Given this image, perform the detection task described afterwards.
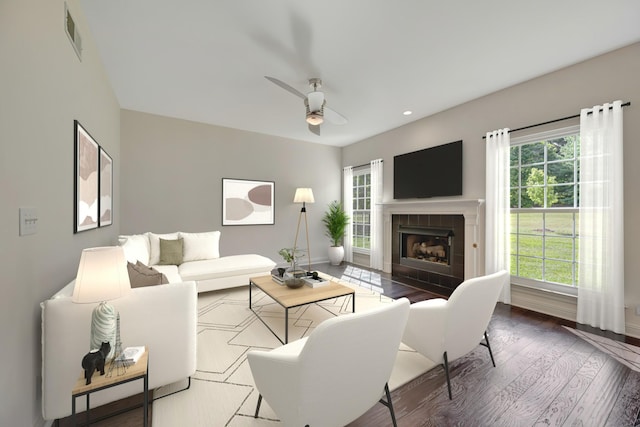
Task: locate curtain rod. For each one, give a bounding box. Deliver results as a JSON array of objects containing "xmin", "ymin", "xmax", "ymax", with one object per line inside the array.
[
  {"xmin": 350, "ymin": 160, "xmax": 383, "ymax": 170},
  {"xmin": 482, "ymin": 101, "xmax": 630, "ymax": 140}
]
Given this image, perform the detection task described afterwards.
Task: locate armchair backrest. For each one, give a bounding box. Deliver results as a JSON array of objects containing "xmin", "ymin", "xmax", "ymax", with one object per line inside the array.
[
  {"xmin": 443, "ymin": 270, "xmax": 508, "ymax": 361},
  {"xmin": 296, "ymin": 297, "xmax": 410, "ymax": 426}
]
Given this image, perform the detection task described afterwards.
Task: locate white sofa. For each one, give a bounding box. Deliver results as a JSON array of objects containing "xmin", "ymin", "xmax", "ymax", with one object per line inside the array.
[
  {"xmin": 118, "ymin": 231, "xmax": 276, "ymax": 292},
  {"xmin": 41, "ymin": 280, "xmax": 197, "ymax": 421}
]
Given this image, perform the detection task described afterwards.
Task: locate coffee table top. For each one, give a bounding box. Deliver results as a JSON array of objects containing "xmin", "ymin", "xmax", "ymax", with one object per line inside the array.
[{"xmin": 250, "ymin": 275, "xmax": 355, "ymax": 309}]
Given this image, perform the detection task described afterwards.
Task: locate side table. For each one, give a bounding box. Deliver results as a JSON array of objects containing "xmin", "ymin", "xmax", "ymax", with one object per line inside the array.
[{"xmin": 71, "ymin": 347, "xmax": 149, "ymax": 426}]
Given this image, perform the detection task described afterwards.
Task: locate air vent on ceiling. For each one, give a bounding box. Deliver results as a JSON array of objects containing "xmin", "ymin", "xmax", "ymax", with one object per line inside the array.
[{"xmin": 64, "ymin": 2, "xmax": 82, "ymax": 61}]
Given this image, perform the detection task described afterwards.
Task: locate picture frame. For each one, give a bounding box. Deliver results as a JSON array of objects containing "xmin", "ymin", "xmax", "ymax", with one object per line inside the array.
[
  {"xmin": 99, "ymin": 147, "xmax": 113, "ymax": 227},
  {"xmin": 222, "ymin": 178, "xmax": 275, "ymax": 225},
  {"xmin": 74, "ymin": 120, "xmax": 99, "ymax": 233}
]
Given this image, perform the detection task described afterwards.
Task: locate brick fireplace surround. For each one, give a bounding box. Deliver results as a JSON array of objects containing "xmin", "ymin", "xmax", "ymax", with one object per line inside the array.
[{"xmin": 382, "ymin": 199, "xmax": 485, "ymax": 295}]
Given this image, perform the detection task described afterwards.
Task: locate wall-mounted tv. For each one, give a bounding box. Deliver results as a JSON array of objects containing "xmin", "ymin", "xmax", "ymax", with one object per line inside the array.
[{"xmin": 393, "ymin": 140, "xmax": 463, "ymax": 199}]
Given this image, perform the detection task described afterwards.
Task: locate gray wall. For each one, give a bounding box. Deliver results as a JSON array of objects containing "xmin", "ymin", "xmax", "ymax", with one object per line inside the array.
[
  {"xmin": 120, "ymin": 110, "xmax": 342, "ymax": 266},
  {"xmin": 0, "ymin": 1, "xmax": 121, "ymax": 426},
  {"xmin": 343, "ymin": 43, "xmax": 640, "ymax": 318}
]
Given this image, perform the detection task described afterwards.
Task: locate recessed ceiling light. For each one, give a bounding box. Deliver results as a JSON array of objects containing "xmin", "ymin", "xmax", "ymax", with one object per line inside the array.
[{"xmin": 403, "ymin": 110, "xmax": 412, "ymax": 116}]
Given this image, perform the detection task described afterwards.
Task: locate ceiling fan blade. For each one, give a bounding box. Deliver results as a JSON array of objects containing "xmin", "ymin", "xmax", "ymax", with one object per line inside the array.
[
  {"xmin": 309, "ymin": 123, "xmax": 320, "ymax": 136},
  {"xmin": 324, "ymin": 106, "xmax": 347, "ymax": 125},
  {"xmin": 264, "ymin": 76, "xmax": 306, "ymax": 100}
]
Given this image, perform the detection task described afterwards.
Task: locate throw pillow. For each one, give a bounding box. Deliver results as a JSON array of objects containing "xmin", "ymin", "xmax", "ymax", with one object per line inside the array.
[
  {"xmin": 127, "ymin": 262, "xmax": 169, "ymax": 287},
  {"xmin": 118, "ymin": 234, "xmax": 150, "ymax": 265},
  {"xmin": 158, "ymin": 238, "xmax": 184, "ymax": 265},
  {"xmin": 180, "ymin": 231, "xmax": 221, "ymax": 262},
  {"xmin": 148, "ymin": 232, "xmax": 179, "ymax": 265}
]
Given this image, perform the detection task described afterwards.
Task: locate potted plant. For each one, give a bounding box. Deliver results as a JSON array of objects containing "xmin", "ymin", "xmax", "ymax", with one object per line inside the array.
[
  {"xmin": 278, "ymin": 248, "xmax": 305, "ymax": 288},
  {"xmin": 322, "ymin": 200, "xmax": 351, "ymax": 265}
]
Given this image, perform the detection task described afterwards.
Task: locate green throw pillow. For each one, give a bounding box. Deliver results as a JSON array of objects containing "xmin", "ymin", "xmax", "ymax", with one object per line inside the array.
[{"xmin": 158, "ymin": 238, "xmax": 184, "ymax": 265}]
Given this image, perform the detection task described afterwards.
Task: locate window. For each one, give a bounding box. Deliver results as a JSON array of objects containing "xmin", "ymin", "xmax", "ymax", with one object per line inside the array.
[
  {"xmin": 352, "ymin": 169, "xmax": 371, "ymax": 251},
  {"xmin": 510, "ymin": 126, "xmax": 580, "ymax": 292}
]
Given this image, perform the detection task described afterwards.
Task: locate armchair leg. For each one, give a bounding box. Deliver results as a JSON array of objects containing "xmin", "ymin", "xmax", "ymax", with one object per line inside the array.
[
  {"xmin": 443, "ymin": 351, "xmax": 452, "ymax": 400},
  {"xmin": 377, "ymin": 383, "xmax": 398, "ymax": 427},
  {"xmin": 254, "ymin": 394, "xmax": 262, "ymax": 418},
  {"xmin": 482, "ymin": 331, "xmax": 496, "ymax": 367}
]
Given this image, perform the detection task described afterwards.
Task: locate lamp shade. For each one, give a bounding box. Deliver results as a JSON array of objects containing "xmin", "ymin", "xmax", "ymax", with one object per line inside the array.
[
  {"xmin": 72, "ymin": 246, "xmax": 131, "ymax": 303},
  {"xmin": 293, "ymin": 188, "xmax": 315, "ymax": 204}
]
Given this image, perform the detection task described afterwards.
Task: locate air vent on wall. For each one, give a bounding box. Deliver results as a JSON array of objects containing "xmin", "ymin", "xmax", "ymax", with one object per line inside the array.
[{"xmin": 64, "ymin": 2, "xmax": 82, "ymax": 60}]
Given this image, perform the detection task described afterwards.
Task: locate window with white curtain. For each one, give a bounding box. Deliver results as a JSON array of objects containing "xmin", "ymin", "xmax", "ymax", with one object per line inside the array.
[
  {"xmin": 510, "ymin": 125, "xmax": 580, "ymax": 293},
  {"xmin": 352, "ymin": 168, "xmax": 371, "ymax": 252}
]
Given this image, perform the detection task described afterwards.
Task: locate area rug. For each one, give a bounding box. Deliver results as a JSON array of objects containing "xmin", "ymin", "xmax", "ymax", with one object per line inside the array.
[{"xmin": 152, "ymin": 276, "xmax": 436, "ymax": 426}]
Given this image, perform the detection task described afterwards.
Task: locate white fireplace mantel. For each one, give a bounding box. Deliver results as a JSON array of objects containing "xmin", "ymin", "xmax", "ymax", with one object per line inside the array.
[{"xmin": 382, "ymin": 199, "xmax": 485, "ymax": 279}]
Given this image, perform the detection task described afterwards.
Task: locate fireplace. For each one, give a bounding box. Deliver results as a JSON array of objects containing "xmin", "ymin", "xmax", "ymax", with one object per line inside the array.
[
  {"xmin": 383, "ymin": 199, "xmax": 484, "ymax": 296},
  {"xmin": 399, "ymin": 226, "xmax": 454, "ymax": 275}
]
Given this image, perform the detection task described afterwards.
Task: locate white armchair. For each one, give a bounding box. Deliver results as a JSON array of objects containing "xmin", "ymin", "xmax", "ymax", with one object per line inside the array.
[
  {"xmin": 402, "ymin": 270, "xmax": 508, "ymax": 399},
  {"xmin": 247, "ymin": 297, "xmax": 410, "ymax": 427}
]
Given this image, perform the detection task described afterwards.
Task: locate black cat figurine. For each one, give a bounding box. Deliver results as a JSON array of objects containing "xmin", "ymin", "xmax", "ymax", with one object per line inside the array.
[{"xmin": 81, "ymin": 341, "xmax": 111, "ymax": 385}]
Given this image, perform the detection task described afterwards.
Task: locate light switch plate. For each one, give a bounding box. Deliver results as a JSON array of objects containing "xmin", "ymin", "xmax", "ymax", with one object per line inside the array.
[{"xmin": 19, "ymin": 207, "xmax": 38, "ymax": 236}]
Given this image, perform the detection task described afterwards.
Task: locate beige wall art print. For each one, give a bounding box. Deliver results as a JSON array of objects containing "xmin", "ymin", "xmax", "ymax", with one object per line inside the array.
[
  {"xmin": 74, "ymin": 120, "xmax": 99, "ymax": 233},
  {"xmin": 222, "ymin": 178, "xmax": 275, "ymax": 225}
]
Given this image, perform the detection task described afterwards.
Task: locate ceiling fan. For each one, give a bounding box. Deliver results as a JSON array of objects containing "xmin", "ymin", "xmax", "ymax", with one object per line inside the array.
[{"xmin": 265, "ymin": 76, "xmax": 348, "ymax": 135}]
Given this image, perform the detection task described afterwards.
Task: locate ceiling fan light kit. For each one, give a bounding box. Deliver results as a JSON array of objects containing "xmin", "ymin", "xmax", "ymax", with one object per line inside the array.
[{"xmin": 265, "ymin": 76, "xmax": 347, "ymax": 134}]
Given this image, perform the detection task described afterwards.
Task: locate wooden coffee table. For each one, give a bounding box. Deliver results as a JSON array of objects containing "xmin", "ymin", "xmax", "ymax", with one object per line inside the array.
[{"xmin": 249, "ymin": 275, "xmax": 355, "ymax": 344}]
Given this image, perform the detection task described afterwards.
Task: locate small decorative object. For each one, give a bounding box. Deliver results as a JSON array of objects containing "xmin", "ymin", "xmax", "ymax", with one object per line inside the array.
[
  {"xmin": 277, "ymin": 267, "xmax": 286, "ymax": 277},
  {"xmin": 322, "ymin": 201, "xmax": 351, "ymax": 266},
  {"xmin": 81, "ymin": 341, "xmax": 111, "ymax": 385},
  {"xmin": 279, "ymin": 248, "xmax": 305, "ymax": 288}
]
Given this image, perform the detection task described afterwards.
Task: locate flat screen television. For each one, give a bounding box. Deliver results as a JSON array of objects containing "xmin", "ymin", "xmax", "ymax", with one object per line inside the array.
[{"xmin": 393, "ymin": 140, "xmax": 463, "ymax": 199}]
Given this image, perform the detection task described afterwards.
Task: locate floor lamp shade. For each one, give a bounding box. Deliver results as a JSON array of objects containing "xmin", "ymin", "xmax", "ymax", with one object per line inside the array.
[
  {"xmin": 72, "ymin": 247, "xmax": 131, "ymax": 357},
  {"xmin": 293, "ymin": 188, "xmax": 315, "ymax": 205}
]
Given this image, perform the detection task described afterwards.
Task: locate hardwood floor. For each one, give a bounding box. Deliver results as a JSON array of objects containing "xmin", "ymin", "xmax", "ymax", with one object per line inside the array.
[{"xmin": 56, "ymin": 263, "xmax": 640, "ymax": 426}]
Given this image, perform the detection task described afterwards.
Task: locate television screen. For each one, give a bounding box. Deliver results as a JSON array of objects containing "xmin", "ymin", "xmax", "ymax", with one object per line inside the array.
[{"xmin": 393, "ymin": 140, "xmax": 463, "ymax": 199}]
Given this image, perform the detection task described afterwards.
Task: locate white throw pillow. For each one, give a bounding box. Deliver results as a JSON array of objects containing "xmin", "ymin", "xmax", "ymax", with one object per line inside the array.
[
  {"xmin": 148, "ymin": 232, "xmax": 180, "ymax": 265},
  {"xmin": 180, "ymin": 231, "xmax": 221, "ymax": 262},
  {"xmin": 119, "ymin": 234, "xmax": 150, "ymax": 265}
]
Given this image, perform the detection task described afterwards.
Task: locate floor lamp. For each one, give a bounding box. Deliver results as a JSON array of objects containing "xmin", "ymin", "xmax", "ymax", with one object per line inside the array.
[{"xmin": 293, "ymin": 187, "xmax": 314, "ymax": 272}]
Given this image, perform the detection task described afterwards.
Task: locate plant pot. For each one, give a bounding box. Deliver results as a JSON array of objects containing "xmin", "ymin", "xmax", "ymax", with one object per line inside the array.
[
  {"xmin": 328, "ymin": 246, "xmax": 345, "ymax": 266},
  {"xmin": 284, "ymin": 263, "xmax": 305, "ymax": 288}
]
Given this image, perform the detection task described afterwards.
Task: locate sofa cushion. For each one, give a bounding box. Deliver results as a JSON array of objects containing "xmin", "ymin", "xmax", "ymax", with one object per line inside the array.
[
  {"xmin": 178, "ymin": 254, "xmax": 276, "ymax": 282},
  {"xmin": 180, "ymin": 231, "xmax": 220, "ymax": 262},
  {"xmin": 119, "ymin": 234, "xmax": 150, "ymax": 265},
  {"xmin": 150, "ymin": 264, "xmax": 182, "ymax": 284},
  {"xmin": 158, "ymin": 238, "xmax": 184, "ymax": 265},
  {"xmin": 148, "ymin": 232, "xmax": 179, "ymax": 265},
  {"xmin": 127, "ymin": 261, "xmax": 169, "ymax": 287}
]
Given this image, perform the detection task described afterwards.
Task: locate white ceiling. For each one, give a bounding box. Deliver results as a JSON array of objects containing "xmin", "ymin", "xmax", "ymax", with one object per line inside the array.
[{"xmin": 80, "ymin": 1, "xmax": 640, "ymax": 147}]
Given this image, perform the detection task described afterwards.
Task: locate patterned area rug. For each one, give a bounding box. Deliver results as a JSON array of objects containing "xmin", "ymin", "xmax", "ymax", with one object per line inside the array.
[{"xmin": 152, "ymin": 276, "xmax": 435, "ymax": 426}]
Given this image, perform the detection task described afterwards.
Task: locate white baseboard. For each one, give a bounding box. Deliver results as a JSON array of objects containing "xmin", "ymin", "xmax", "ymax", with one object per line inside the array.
[{"xmin": 511, "ymin": 284, "xmax": 640, "ymax": 339}]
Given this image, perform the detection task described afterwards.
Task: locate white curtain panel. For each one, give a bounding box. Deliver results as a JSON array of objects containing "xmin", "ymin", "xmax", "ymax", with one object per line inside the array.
[
  {"xmin": 343, "ymin": 166, "xmax": 354, "ymax": 263},
  {"xmin": 577, "ymin": 100, "xmax": 625, "ymax": 334},
  {"xmin": 485, "ymin": 129, "xmax": 511, "ymax": 304},
  {"xmin": 370, "ymin": 159, "xmax": 384, "ymax": 270}
]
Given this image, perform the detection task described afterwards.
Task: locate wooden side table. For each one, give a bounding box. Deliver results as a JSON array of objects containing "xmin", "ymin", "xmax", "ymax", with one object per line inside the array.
[{"xmin": 71, "ymin": 347, "xmax": 149, "ymax": 426}]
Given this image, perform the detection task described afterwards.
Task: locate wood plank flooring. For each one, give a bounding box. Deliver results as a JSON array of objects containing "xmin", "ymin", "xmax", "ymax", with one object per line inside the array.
[{"xmin": 55, "ymin": 263, "xmax": 640, "ymax": 426}]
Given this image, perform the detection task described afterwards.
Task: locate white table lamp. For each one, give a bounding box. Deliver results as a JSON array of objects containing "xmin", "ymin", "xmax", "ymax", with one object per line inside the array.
[{"xmin": 72, "ymin": 246, "xmax": 131, "ymax": 359}]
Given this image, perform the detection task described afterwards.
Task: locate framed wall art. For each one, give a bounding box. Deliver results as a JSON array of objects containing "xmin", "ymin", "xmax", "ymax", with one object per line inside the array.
[
  {"xmin": 74, "ymin": 120, "xmax": 99, "ymax": 233},
  {"xmin": 222, "ymin": 178, "xmax": 275, "ymax": 225},
  {"xmin": 99, "ymin": 147, "xmax": 113, "ymax": 227}
]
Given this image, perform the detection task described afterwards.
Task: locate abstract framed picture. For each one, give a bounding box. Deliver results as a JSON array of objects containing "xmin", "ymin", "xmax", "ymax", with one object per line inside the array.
[
  {"xmin": 74, "ymin": 120, "xmax": 99, "ymax": 233},
  {"xmin": 222, "ymin": 178, "xmax": 275, "ymax": 225},
  {"xmin": 99, "ymin": 147, "xmax": 113, "ymax": 227}
]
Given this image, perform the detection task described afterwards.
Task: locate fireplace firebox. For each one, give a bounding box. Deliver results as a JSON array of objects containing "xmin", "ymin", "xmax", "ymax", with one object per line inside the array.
[{"xmin": 399, "ymin": 226, "xmax": 453, "ymax": 275}]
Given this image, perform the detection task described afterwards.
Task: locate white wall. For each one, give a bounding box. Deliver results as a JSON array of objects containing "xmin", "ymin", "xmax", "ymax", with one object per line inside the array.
[
  {"xmin": 343, "ymin": 43, "xmax": 640, "ymax": 335},
  {"xmin": 120, "ymin": 110, "xmax": 343, "ymax": 266},
  {"xmin": 0, "ymin": 1, "xmax": 120, "ymax": 425}
]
